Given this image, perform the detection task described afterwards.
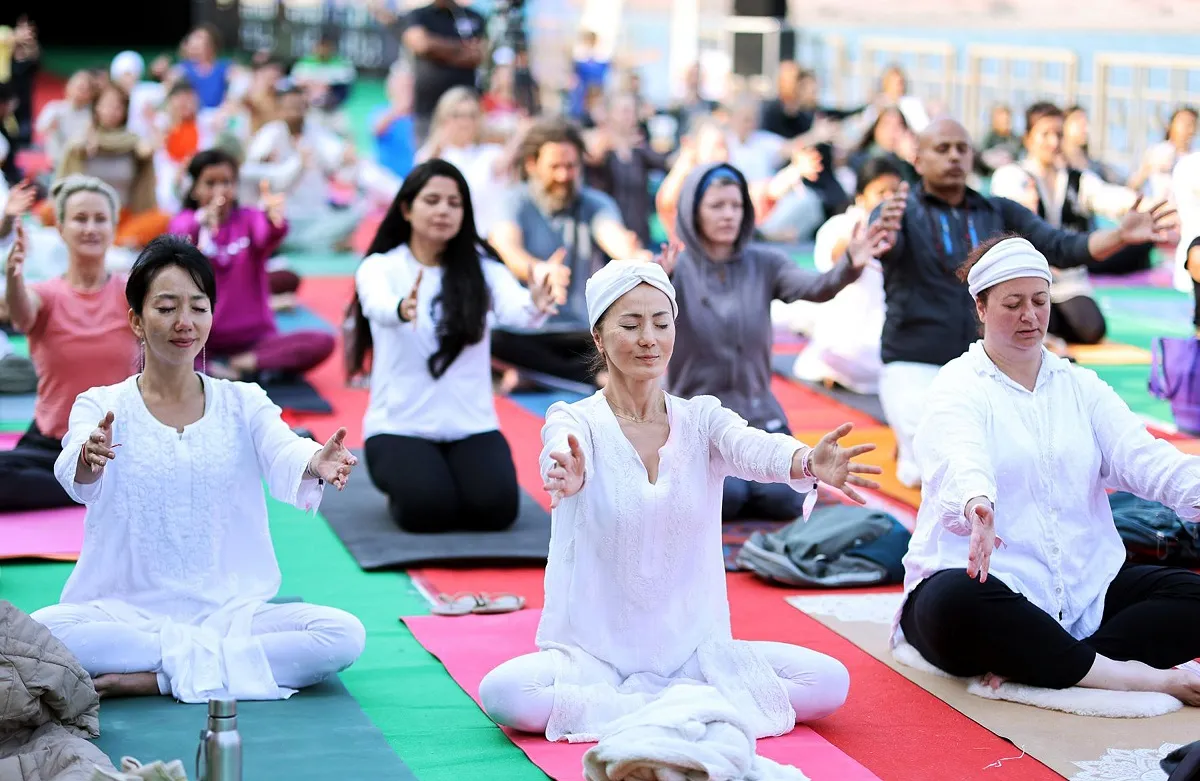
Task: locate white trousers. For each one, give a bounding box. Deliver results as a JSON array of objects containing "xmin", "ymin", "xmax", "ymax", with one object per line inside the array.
[
  {"xmin": 478, "ymin": 642, "xmax": 850, "ymax": 734},
  {"xmin": 33, "ymin": 601, "xmax": 366, "ymax": 696},
  {"xmin": 877, "ymin": 361, "xmax": 942, "ymax": 488}
]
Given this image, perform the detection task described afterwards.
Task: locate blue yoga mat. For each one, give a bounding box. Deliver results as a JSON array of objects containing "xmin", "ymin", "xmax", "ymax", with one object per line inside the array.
[
  {"xmin": 275, "ymin": 305, "xmax": 335, "ymax": 335},
  {"xmin": 510, "ymin": 389, "xmax": 586, "ymax": 418}
]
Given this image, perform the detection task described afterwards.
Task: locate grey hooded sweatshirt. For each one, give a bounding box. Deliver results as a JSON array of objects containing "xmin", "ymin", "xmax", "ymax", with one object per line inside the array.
[{"xmin": 666, "ymin": 162, "xmax": 861, "ymax": 431}]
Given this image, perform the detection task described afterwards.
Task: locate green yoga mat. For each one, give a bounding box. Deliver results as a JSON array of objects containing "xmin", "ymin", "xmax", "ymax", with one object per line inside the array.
[
  {"xmin": 93, "ymin": 677, "xmax": 415, "ymax": 780},
  {"xmin": 0, "ymin": 498, "xmax": 547, "ymax": 781},
  {"xmin": 1086, "ymin": 363, "xmax": 1174, "ymax": 423}
]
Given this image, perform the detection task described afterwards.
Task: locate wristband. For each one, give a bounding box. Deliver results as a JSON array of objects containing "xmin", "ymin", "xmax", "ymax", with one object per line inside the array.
[{"xmin": 801, "ymin": 447, "xmax": 816, "ymax": 480}]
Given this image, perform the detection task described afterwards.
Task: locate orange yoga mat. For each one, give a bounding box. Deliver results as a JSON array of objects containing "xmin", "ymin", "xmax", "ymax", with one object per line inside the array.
[{"xmin": 793, "ymin": 425, "xmax": 921, "ymax": 509}]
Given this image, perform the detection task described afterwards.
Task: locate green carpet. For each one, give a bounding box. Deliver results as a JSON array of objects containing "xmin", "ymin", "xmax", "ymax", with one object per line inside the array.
[
  {"xmin": 0, "ymin": 499, "xmax": 547, "ymax": 781},
  {"xmin": 1086, "ymin": 363, "xmax": 1173, "ymax": 422}
]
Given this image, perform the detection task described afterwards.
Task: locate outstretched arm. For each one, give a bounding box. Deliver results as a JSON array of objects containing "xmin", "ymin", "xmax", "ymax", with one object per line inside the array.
[
  {"xmin": 913, "ymin": 374, "xmax": 997, "ymax": 535},
  {"xmin": 1084, "ymin": 369, "xmax": 1200, "ymax": 517},
  {"xmin": 242, "ymin": 384, "xmax": 325, "ymax": 510}
]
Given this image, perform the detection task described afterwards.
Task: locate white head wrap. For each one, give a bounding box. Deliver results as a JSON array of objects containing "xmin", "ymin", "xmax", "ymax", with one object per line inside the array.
[
  {"xmin": 585, "ymin": 260, "xmax": 678, "ymax": 329},
  {"xmin": 967, "ymin": 237, "xmax": 1053, "ymax": 298},
  {"xmin": 111, "ymin": 51, "xmax": 145, "ymax": 82}
]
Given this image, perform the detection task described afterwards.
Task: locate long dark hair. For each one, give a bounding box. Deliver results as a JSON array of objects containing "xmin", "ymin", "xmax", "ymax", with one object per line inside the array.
[{"xmin": 350, "ymin": 159, "xmax": 494, "ymax": 379}]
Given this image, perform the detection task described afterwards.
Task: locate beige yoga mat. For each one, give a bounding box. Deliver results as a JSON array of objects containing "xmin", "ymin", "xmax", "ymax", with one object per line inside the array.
[
  {"xmin": 1069, "ymin": 341, "xmax": 1153, "ymax": 366},
  {"xmin": 786, "ymin": 592, "xmax": 1196, "ymax": 780}
]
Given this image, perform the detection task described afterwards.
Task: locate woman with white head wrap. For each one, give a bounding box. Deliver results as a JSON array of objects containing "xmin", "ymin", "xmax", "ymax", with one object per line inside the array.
[
  {"xmin": 898, "ymin": 233, "xmax": 1200, "ymax": 703},
  {"xmin": 478, "ymin": 259, "xmax": 881, "ymax": 742}
]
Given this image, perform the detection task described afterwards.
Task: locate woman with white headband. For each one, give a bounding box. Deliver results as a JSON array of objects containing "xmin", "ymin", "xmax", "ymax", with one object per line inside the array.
[
  {"xmin": 478, "ymin": 259, "xmax": 882, "ymax": 740},
  {"xmin": 897, "ymin": 233, "xmax": 1200, "ymax": 702}
]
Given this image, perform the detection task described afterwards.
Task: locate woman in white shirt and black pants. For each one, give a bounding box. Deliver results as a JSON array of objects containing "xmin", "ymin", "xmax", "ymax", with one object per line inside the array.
[
  {"xmin": 899, "ymin": 233, "xmax": 1200, "ymax": 704},
  {"xmin": 352, "ymin": 159, "xmax": 561, "ymax": 533}
]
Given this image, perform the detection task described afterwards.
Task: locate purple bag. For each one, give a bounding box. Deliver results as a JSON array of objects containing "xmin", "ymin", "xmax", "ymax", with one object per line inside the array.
[{"xmin": 1149, "ymin": 336, "xmax": 1200, "ymax": 434}]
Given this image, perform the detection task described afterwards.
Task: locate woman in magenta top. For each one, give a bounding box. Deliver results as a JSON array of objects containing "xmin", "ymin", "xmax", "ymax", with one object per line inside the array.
[
  {"xmin": 1, "ymin": 176, "xmax": 138, "ymax": 511},
  {"xmin": 168, "ymin": 149, "xmax": 335, "ymax": 381}
]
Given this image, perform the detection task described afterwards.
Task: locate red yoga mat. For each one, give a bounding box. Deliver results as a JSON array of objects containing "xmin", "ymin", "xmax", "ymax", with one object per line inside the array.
[
  {"xmin": 403, "ymin": 608, "xmax": 881, "ymax": 781},
  {"xmin": 410, "ymin": 569, "xmax": 1062, "ymax": 781}
]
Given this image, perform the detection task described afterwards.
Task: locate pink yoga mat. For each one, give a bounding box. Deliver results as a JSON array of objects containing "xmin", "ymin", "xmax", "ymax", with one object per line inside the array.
[
  {"xmin": 0, "ymin": 506, "xmax": 84, "ymax": 560},
  {"xmin": 404, "ymin": 609, "xmax": 880, "ymax": 781},
  {"xmin": 0, "ymin": 431, "xmax": 85, "ymax": 561}
]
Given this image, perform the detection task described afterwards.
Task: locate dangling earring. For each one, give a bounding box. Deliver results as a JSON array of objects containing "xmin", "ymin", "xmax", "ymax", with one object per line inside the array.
[
  {"xmin": 201, "ymin": 346, "xmax": 207, "ymax": 376},
  {"xmin": 140, "ymin": 340, "xmax": 146, "ymax": 373}
]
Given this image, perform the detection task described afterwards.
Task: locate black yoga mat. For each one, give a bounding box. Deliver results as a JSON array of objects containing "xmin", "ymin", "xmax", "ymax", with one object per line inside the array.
[
  {"xmin": 92, "ymin": 675, "xmax": 415, "ymax": 780},
  {"xmin": 260, "ymin": 376, "xmax": 334, "ymax": 415},
  {"xmin": 321, "ymin": 454, "xmax": 552, "ymax": 570},
  {"xmin": 770, "ymin": 351, "xmax": 887, "ymax": 424}
]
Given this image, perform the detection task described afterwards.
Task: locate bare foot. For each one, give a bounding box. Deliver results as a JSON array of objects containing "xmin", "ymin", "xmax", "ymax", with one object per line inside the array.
[
  {"xmin": 595, "ymin": 371, "xmax": 609, "ymax": 389},
  {"xmin": 205, "ymin": 362, "xmax": 240, "ymax": 381},
  {"xmin": 980, "ymin": 672, "xmax": 1007, "ymax": 691},
  {"xmin": 1164, "ymin": 668, "xmax": 1200, "ymax": 705},
  {"xmin": 94, "ymin": 672, "xmax": 161, "ymax": 699}
]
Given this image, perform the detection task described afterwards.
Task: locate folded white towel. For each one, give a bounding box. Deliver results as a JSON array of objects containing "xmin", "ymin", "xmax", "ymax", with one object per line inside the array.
[{"xmin": 581, "ymin": 684, "xmax": 809, "ymax": 781}]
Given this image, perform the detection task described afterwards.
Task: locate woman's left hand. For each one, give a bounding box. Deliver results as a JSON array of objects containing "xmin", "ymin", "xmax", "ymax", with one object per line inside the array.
[
  {"xmin": 307, "ymin": 427, "xmax": 358, "ymax": 490},
  {"xmin": 805, "ymin": 422, "xmax": 883, "ymax": 504},
  {"xmin": 1119, "ymin": 196, "xmax": 1179, "ymax": 245},
  {"xmin": 260, "ymin": 180, "xmax": 287, "ymax": 228}
]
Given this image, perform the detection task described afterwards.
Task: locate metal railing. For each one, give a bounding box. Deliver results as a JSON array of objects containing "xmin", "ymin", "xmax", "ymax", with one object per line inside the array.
[{"xmin": 803, "ymin": 34, "xmax": 1198, "ymax": 176}]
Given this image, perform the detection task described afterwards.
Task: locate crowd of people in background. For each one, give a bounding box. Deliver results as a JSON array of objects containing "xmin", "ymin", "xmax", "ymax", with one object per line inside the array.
[{"xmin": 2, "ymin": 6, "xmax": 1200, "ymax": 736}]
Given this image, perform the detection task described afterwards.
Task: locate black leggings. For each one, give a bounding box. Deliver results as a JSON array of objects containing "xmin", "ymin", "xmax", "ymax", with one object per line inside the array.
[
  {"xmin": 0, "ymin": 421, "xmax": 71, "ymax": 511},
  {"xmin": 900, "ymin": 563, "xmax": 1200, "ymax": 689},
  {"xmin": 364, "ymin": 430, "xmax": 520, "ymax": 534},
  {"xmin": 1048, "ymin": 295, "xmax": 1107, "ymax": 345},
  {"xmin": 491, "ymin": 329, "xmax": 597, "ymax": 386},
  {"xmin": 723, "ymin": 477, "xmax": 806, "ymax": 521}
]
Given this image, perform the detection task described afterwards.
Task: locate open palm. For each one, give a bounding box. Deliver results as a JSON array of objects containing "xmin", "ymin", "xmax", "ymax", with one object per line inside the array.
[
  {"xmin": 309, "ymin": 428, "xmax": 358, "ymax": 490},
  {"xmin": 808, "ymin": 423, "xmax": 883, "ymax": 504}
]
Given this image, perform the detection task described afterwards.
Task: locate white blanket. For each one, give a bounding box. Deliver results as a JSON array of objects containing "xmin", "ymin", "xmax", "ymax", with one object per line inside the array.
[
  {"xmin": 581, "ymin": 684, "xmax": 809, "ymax": 781},
  {"xmin": 892, "ymin": 641, "xmax": 1182, "ymax": 719}
]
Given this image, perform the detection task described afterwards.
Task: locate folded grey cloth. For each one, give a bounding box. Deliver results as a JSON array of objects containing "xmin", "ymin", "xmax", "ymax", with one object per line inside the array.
[{"xmin": 0, "ymin": 354, "xmax": 36, "ymax": 395}]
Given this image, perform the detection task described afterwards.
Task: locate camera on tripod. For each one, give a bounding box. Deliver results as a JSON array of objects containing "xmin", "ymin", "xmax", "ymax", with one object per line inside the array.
[{"xmin": 492, "ymin": 0, "xmax": 527, "ymax": 54}]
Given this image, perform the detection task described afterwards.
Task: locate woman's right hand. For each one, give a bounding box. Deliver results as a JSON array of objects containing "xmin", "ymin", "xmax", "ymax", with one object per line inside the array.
[
  {"xmin": 965, "ymin": 498, "xmax": 1003, "ymax": 583},
  {"xmin": 80, "ymin": 411, "xmax": 118, "ymax": 475},
  {"xmin": 544, "ymin": 434, "xmax": 586, "ymax": 509},
  {"xmin": 398, "ymin": 269, "xmax": 423, "ymax": 323}
]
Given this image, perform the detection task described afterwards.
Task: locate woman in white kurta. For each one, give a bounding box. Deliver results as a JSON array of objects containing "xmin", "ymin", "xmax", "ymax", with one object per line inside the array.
[
  {"xmin": 32, "ymin": 236, "xmax": 366, "ymax": 703},
  {"xmin": 897, "ymin": 235, "xmax": 1200, "ymax": 703},
  {"xmin": 478, "ymin": 260, "xmax": 883, "ymax": 741}
]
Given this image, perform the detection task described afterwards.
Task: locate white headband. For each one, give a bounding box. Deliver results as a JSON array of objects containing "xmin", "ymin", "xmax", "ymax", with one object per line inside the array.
[
  {"xmin": 585, "ymin": 260, "xmax": 678, "ymax": 329},
  {"xmin": 967, "ymin": 237, "xmax": 1053, "ymax": 298}
]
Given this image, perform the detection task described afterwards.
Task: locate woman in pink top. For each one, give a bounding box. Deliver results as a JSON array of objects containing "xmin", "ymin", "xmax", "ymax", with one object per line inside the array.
[
  {"xmin": 1, "ymin": 176, "xmax": 138, "ymax": 511},
  {"xmin": 168, "ymin": 149, "xmax": 335, "ymax": 381}
]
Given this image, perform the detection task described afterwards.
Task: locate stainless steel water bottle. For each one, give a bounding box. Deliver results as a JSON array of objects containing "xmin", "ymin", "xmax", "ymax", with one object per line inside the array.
[{"xmin": 196, "ymin": 698, "xmax": 242, "ymax": 781}]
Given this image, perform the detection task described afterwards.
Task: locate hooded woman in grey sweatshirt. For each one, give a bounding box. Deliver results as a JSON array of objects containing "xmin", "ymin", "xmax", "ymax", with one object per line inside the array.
[{"xmin": 665, "ymin": 161, "xmax": 863, "ymax": 521}]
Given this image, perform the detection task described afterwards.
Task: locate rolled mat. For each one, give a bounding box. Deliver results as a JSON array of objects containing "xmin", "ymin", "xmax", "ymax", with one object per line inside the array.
[
  {"xmin": 402, "ymin": 608, "xmax": 881, "ymax": 781},
  {"xmin": 410, "ymin": 568, "xmax": 1058, "ymax": 780},
  {"xmin": 786, "ymin": 590, "xmax": 1197, "ymax": 778},
  {"xmin": 321, "ymin": 452, "xmax": 551, "ymax": 570},
  {"xmin": 93, "ymin": 676, "xmax": 417, "ymax": 780}
]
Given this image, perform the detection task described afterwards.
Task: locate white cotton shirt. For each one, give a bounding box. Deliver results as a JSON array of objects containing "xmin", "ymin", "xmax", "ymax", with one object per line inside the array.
[
  {"xmin": 535, "ymin": 392, "xmax": 816, "ymax": 743},
  {"xmin": 899, "ymin": 342, "xmax": 1200, "ymax": 645},
  {"xmin": 356, "ymin": 245, "xmax": 547, "ymax": 442},
  {"xmin": 52, "ymin": 374, "xmax": 324, "ymax": 702}
]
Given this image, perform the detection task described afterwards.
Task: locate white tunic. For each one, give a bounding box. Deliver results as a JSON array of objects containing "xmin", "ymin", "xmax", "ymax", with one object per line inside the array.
[
  {"xmin": 900, "ymin": 342, "xmax": 1200, "ymax": 644},
  {"xmin": 356, "ymin": 246, "xmax": 548, "ymax": 442},
  {"xmin": 52, "ymin": 375, "xmax": 324, "ymax": 702},
  {"xmin": 536, "ymin": 392, "xmax": 816, "ymax": 742}
]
